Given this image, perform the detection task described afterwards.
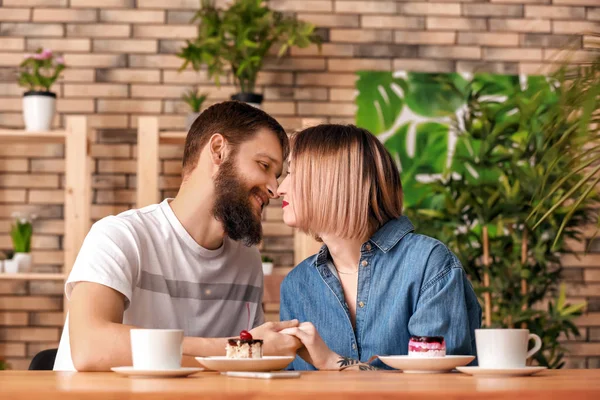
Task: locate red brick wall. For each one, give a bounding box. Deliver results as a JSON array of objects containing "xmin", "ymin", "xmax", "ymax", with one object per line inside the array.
[{"xmin": 0, "ymin": 0, "xmax": 599, "ymax": 369}]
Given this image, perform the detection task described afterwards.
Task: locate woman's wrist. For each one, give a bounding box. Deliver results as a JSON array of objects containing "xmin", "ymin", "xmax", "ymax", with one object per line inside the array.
[{"xmin": 320, "ymin": 351, "xmax": 342, "ymax": 370}]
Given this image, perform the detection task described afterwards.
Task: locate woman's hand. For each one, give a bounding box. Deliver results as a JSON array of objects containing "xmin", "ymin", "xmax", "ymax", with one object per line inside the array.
[{"xmin": 280, "ymin": 322, "xmax": 340, "ymax": 370}]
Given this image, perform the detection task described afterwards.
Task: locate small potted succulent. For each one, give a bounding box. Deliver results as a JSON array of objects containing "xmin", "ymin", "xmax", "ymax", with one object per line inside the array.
[
  {"xmin": 178, "ymin": 0, "xmax": 320, "ymax": 108},
  {"xmin": 182, "ymin": 87, "xmax": 207, "ymax": 130},
  {"xmin": 10, "ymin": 212, "xmax": 37, "ymax": 273},
  {"xmin": 18, "ymin": 48, "xmax": 65, "ymax": 131},
  {"xmin": 261, "ymin": 255, "xmax": 274, "ymax": 276}
]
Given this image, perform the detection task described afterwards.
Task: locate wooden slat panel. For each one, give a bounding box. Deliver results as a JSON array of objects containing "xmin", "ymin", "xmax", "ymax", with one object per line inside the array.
[{"xmin": 136, "ymin": 117, "xmax": 160, "ymax": 207}]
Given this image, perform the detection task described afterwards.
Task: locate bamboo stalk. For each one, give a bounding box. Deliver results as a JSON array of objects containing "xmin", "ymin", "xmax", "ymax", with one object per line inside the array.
[
  {"xmin": 521, "ymin": 229, "xmax": 528, "ymax": 329},
  {"xmin": 483, "ymin": 225, "xmax": 492, "ymax": 327}
]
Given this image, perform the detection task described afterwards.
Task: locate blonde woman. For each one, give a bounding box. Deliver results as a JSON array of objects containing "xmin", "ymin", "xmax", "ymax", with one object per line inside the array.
[{"xmin": 277, "ymin": 124, "xmax": 481, "ymax": 371}]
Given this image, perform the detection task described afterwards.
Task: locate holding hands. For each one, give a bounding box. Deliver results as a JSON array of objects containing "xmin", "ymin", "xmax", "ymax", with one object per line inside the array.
[{"xmin": 250, "ymin": 320, "xmax": 303, "ymax": 356}]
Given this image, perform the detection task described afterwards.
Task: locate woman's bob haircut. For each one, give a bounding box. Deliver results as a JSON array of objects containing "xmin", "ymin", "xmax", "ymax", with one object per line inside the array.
[{"xmin": 290, "ymin": 124, "xmax": 403, "ymax": 241}]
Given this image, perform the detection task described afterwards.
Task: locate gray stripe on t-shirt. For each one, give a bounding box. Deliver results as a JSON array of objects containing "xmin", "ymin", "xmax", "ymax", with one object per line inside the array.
[{"xmin": 138, "ymin": 270, "xmax": 262, "ymax": 303}]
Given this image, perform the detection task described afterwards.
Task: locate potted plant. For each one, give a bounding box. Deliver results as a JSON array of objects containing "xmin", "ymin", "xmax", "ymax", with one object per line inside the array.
[
  {"xmin": 529, "ymin": 36, "xmax": 600, "ymax": 242},
  {"xmin": 182, "ymin": 87, "xmax": 207, "ymax": 130},
  {"xmin": 0, "ymin": 358, "xmax": 9, "ymax": 371},
  {"xmin": 261, "ymin": 255, "xmax": 274, "ymax": 276},
  {"xmin": 410, "ymin": 74, "xmax": 595, "ymax": 368},
  {"xmin": 10, "ymin": 212, "xmax": 36, "ymax": 273},
  {"xmin": 177, "ymin": 0, "xmax": 320, "ymax": 107},
  {"xmin": 18, "ymin": 48, "xmax": 65, "ymax": 131}
]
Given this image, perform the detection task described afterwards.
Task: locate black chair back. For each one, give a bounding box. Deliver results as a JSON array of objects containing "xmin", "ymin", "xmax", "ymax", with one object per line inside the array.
[{"xmin": 28, "ymin": 348, "xmax": 58, "ymax": 371}]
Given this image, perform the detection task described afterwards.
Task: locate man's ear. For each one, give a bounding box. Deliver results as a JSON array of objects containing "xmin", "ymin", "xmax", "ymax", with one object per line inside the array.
[{"xmin": 208, "ymin": 133, "xmax": 227, "ymax": 166}]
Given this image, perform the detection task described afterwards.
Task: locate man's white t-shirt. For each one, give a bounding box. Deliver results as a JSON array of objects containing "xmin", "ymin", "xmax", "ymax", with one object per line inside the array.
[{"xmin": 53, "ymin": 199, "xmax": 264, "ymax": 371}]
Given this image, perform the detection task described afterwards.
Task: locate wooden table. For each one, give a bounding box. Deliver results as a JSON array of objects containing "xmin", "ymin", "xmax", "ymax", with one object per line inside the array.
[{"xmin": 1, "ymin": 369, "xmax": 599, "ymax": 399}]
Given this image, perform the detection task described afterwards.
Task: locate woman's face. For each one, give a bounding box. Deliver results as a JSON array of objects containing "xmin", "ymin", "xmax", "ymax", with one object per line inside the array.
[{"xmin": 277, "ymin": 162, "xmax": 298, "ymax": 227}]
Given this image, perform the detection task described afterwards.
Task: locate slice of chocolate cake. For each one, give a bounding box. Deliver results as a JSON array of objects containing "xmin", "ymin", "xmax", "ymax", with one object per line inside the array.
[{"xmin": 226, "ymin": 330, "xmax": 263, "ymax": 359}]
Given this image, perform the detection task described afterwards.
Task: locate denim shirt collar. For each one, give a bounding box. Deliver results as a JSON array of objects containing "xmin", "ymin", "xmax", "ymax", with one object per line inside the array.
[{"xmin": 313, "ymin": 216, "xmax": 415, "ymax": 267}]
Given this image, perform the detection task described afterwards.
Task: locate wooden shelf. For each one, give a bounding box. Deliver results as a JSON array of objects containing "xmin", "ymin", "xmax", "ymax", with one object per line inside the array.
[
  {"xmin": 0, "ymin": 129, "xmax": 67, "ymax": 144},
  {"xmin": 0, "ymin": 273, "xmax": 65, "ymax": 281},
  {"xmin": 0, "ymin": 118, "xmax": 92, "ymax": 318},
  {"xmin": 160, "ymin": 131, "xmax": 186, "ymax": 144}
]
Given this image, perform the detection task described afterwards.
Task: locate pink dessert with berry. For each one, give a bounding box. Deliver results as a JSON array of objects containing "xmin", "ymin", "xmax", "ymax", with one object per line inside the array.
[
  {"xmin": 408, "ymin": 336, "xmax": 446, "ymax": 357},
  {"xmin": 226, "ymin": 330, "xmax": 263, "ymax": 359}
]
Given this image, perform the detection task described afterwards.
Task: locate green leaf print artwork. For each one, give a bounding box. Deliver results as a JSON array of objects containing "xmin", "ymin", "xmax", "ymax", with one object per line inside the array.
[
  {"xmin": 403, "ymin": 72, "xmax": 468, "ymax": 118},
  {"xmin": 355, "ymin": 70, "xmax": 554, "ymax": 210},
  {"xmin": 384, "ymin": 122, "xmax": 450, "ymax": 207},
  {"xmin": 355, "ymin": 71, "xmax": 408, "ymax": 134}
]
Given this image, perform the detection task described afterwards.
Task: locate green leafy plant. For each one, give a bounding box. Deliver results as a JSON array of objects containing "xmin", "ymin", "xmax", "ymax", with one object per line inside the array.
[
  {"xmin": 178, "ymin": 0, "xmax": 321, "ymax": 94},
  {"xmin": 18, "ymin": 48, "xmax": 65, "ymax": 92},
  {"xmin": 261, "ymin": 255, "xmax": 274, "ymax": 263},
  {"xmin": 10, "ymin": 212, "xmax": 36, "ymax": 253},
  {"xmin": 409, "ymin": 77, "xmax": 595, "ymax": 368},
  {"xmin": 528, "ymin": 284, "xmax": 585, "ymax": 368},
  {"xmin": 182, "ymin": 88, "xmax": 208, "ymax": 113},
  {"xmin": 0, "ymin": 359, "xmax": 9, "ymax": 370},
  {"xmin": 528, "ymin": 36, "xmax": 600, "ymax": 245}
]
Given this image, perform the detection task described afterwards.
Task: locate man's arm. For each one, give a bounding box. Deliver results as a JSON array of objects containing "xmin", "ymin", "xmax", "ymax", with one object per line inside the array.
[
  {"xmin": 69, "ymin": 282, "xmax": 299, "ymax": 371},
  {"xmin": 69, "ymin": 282, "xmax": 226, "ymax": 371}
]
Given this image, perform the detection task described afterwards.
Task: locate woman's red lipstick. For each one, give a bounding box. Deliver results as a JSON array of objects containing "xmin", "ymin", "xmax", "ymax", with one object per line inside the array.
[{"xmin": 282, "ymin": 201, "xmax": 289, "ymax": 208}]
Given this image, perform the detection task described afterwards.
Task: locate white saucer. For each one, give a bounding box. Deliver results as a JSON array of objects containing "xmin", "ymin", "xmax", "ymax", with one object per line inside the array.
[
  {"xmin": 456, "ymin": 366, "xmax": 547, "ymax": 377},
  {"xmin": 195, "ymin": 356, "xmax": 295, "ymax": 372},
  {"xmin": 111, "ymin": 366, "xmax": 203, "ymax": 378},
  {"xmin": 378, "ymin": 355, "xmax": 475, "ymax": 373}
]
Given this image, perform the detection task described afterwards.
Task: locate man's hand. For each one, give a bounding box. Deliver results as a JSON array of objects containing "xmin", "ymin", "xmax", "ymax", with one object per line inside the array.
[{"xmin": 250, "ymin": 320, "xmax": 302, "ymax": 356}]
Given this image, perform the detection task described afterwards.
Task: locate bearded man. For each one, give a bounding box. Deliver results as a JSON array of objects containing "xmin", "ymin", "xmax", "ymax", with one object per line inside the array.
[{"xmin": 54, "ymin": 101, "xmax": 300, "ymax": 371}]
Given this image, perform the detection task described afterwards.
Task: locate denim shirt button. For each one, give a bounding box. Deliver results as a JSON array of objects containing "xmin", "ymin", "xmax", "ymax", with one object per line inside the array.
[
  {"xmin": 359, "ymin": 301, "xmax": 365, "ymax": 308},
  {"xmin": 361, "ymin": 260, "xmax": 368, "ymax": 267},
  {"xmin": 365, "ymin": 244, "xmax": 372, "ymax": 251},
  {"xmin": 352, "ymin": 344, "xmax": 356, "ymax": 350}
]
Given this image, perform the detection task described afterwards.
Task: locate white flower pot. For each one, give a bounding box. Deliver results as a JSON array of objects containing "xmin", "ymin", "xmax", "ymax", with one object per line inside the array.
[
  {"xmin": 23, "ymin": 91, "xmax": 56, "ymax": 132},
  {"xmin": 3, "ymin": 259, "xmax": 19, "ymax": 274},
  {"xmin": 186, "ymin": 112, "xmax": 201, "ymax": 131},
  {"xmin": 262, "ymin": 262, "xmax": 274, "ymax": 276},
  {"xmin": 13, "ymin": 252, "xmax": 32, "ymax": 273}
]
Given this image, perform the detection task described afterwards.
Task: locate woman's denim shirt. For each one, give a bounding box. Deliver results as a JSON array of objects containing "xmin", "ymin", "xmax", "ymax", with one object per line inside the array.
[{"xmin": 280, "ymin": 216, "xmax": 481, "ymax": 370}]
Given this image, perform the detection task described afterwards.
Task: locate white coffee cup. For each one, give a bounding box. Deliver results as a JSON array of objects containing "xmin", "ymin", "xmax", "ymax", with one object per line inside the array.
[
  {"xmin": 130, "ymin": 329, "xmax": 184, "ymax": 370},
  {"xmin": 475, "ymin": 329, "xmax": 542, "ymax": 369}
]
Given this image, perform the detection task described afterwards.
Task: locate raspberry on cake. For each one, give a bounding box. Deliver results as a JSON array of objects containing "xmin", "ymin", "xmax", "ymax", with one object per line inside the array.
[
  {"xmin": 226, "ymin": 330, "xmax": 264, "ymax": 359},
  {"xmin": 408, "ymin": 336, "xmax": 446, "ymax": 357}
]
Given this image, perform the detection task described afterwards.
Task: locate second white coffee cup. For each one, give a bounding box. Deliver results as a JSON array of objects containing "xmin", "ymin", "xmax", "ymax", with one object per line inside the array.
[
  {"xmin": 475, "ymin": 329, "xmax": 542, "ymax": 369},
  {"xmin": 130, "ymin": 329, "xmax": 184, "ymax": 370}
]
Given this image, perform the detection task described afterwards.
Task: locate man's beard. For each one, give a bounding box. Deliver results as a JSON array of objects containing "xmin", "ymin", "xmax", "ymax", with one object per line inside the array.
[{"xmin": 212, "ymin": 157, "xmax": 264, "ymax": 247}]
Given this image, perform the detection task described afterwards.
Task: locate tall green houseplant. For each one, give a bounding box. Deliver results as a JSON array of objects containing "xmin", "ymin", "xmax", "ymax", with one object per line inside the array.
[
  {"xmin": 529, "ymin": 36, "xmax": 600, "ymax": 242},
  {"xmin": 178, "ymin": 0, "xmax": 320, "ymax": 106},
  {"xmin": 413, "ymin": 76, "xmax": 596, "ymax": 368}
]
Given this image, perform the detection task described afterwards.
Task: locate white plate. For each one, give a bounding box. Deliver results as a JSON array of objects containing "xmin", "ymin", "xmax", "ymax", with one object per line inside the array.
[
  {"xmin": 456, "ymin": 366, "xmax": 547, "ymax": 377},
  {"xmin": 195, "ymin": 356, "xmax": 295, "ymax": 372},
  {"xmin": 111, "ymin": 366, "xmax": 203, "ymax": 378},
  {"xmin": 378, "ymin": 355, "xmax": 475, "ymax": 373}
]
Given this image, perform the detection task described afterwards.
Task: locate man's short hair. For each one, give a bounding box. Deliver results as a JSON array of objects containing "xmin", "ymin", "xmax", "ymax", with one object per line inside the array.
[{"xmin": 182, "ymin": 101, "xmax": 289, "ymax": 176}]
